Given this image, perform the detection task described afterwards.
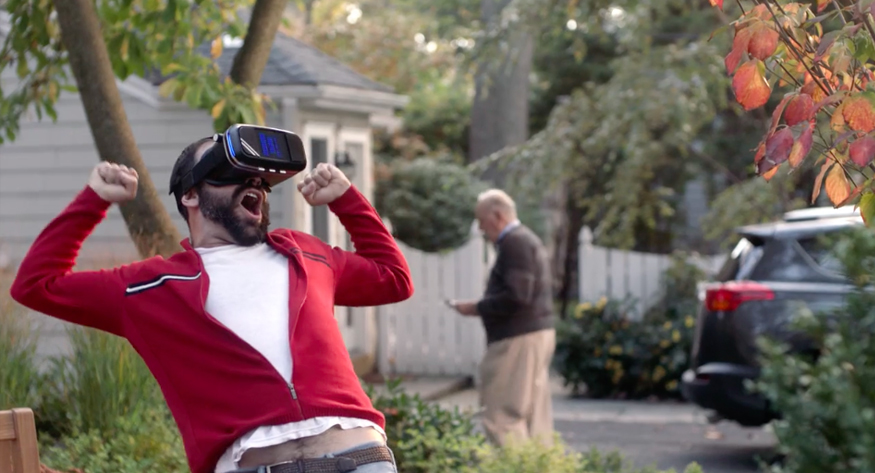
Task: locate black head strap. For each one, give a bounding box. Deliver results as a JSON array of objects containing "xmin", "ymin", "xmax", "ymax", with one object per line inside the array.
[{"xmin": 171, "ymin": 140, "xmax": 225, "ymax": 197}]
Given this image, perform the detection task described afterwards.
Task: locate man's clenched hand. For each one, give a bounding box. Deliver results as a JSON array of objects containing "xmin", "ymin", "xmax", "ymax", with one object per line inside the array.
[
  {"xmin": 297, "ymin": 163, "xmax": 351, "ymax": 206},
  {"xmin": 88, "ymin": 162, "xmax": 139, "ymax": 203}
]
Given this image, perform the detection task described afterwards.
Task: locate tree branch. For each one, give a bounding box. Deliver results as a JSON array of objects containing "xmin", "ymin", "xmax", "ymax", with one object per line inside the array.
[
  {"xmin": 229, "ymin": 0, "xmax": 289, "ymax": 89},
  {"xmin": 52, "ymin": 0, "xmax": 183, "ymax": 258}
]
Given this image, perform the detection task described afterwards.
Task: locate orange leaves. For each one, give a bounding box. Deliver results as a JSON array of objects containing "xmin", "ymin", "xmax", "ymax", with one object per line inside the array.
[
  {"xmin": 748, "ymin": 23, "xmax": 779, "ymax": 61},
  {"xmin": 725, "ymin": 21, "xmax": 779, "ymax": 74},
  {"xmin": 825, "ymin": 164, "xmax": 851, "ymax": 206},
  {"xmin": 841, "ymin": 92, "xmax": 875, "ymax": 132},
  {"xmin": 850, "ymin": 135, "xmax": 875, "ymax": 166},
  {"xmin": 761, "ymin": 127, "xmax": 794, "ymax": 173},
  {"xmin": 732, "ymin": 59, "xmax": 772, "ymax": 111},
  {"xmin": 784, "ymin": 94, "xmax": 814, "ymax": 125},
  {"xmin": 788, "ymin": 121, "xmax": 814, "ymax": 167},
  {"xmin": 816, "ymin": 0, "xmax": 830, "ymax": 13}
]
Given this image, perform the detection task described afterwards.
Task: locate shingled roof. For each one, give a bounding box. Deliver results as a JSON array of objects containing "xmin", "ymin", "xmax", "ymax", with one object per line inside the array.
[{"xmin": 148, "ymin": 31, "xmax": 394, "ymax": 93}]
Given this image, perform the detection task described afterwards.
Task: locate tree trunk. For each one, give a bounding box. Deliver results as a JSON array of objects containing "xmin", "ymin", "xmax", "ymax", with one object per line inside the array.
[
  {"xmin": 468, "ymin": 0, "xmax": 534, "ymax": 179},
  {"xmin": 230, "ymin": 0, "xmax": 289, "ymax": 88},
  {"xmin": 53, "ymin": 0, "xmax": 183, "ymax": 259}
]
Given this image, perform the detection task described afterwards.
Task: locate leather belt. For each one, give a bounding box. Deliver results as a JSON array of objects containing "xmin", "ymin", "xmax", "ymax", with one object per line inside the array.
[{"xmin": 229, "ymin": 445, "xmax": 394, "ymax": 473}]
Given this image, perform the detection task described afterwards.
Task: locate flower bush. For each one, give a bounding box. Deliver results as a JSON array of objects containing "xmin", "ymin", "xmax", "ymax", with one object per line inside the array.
[{"xmin": 554, "ymin": 252, "xmax": 705, "ymax": 399}]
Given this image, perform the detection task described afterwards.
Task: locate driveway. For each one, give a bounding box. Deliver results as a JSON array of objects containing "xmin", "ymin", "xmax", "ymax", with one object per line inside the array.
[{"xmin": 435, "ymin": 382, "xmax": 779, "ymax": 473}]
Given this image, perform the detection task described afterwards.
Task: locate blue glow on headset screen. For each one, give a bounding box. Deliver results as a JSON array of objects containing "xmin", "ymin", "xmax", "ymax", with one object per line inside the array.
[{"xmin": 258, "ymin": 132, "xmax": 284, "ymax": 159}]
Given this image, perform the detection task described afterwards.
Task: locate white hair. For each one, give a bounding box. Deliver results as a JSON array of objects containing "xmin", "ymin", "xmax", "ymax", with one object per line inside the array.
[{"xmin": 476, "ymin": 189, "xmax": 517, "ymax": 219}]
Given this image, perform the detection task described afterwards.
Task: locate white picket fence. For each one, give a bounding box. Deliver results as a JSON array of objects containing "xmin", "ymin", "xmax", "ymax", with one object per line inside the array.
[
  {"xmin": 375, "ymin": 225, "xmax": 728, "ymax": 377},
  {"xmin": 577, "ymin": 227, "xmax": 728, "ymax": 318},
  {"xmin": 377, "ymin": 223, "xmax": 495, "ymax": 377}
]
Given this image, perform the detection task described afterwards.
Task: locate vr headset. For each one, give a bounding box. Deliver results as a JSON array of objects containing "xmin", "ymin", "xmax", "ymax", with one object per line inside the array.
[{"xmin": 170, "ymin": 124, "xmax": 307, "ymax": 198}]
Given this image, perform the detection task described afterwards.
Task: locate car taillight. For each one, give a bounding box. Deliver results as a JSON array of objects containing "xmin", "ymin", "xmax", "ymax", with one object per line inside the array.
[{"xmin": 704, "ymin": 281, "xmax": 774, "ymax": 312}]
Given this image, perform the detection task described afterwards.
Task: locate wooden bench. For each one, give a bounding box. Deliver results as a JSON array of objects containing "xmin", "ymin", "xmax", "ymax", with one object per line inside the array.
[{"xmin": 0, "ymin": 408, "xmax": 40, "ymax": 473}]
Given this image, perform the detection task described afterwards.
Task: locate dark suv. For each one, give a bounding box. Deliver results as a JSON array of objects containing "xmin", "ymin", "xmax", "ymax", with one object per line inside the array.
[{"xmin": 681, "ymin": 206, "xmax": 862, "ymax": 426}]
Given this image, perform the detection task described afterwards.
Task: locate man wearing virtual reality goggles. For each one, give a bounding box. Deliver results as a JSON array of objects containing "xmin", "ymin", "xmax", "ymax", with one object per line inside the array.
[{"xmin": 11, "ymin": 124, "xmax": 414, "ymax": 473}]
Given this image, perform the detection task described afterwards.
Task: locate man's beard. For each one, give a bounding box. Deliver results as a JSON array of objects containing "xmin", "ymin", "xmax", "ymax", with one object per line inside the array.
[{"xmin": 197, "ymin": 185, "xmax": 271, "ymax": 246}]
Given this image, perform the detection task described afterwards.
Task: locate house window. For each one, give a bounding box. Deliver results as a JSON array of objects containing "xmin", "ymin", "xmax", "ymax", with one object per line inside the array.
[{"xmin": 311, "ymin": 137, "xmax": 330, "ymax": 243}]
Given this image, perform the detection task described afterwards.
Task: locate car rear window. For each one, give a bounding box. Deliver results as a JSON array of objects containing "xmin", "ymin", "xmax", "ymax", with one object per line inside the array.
[
  {"xmin": 717, "ymin": 233, "xmax": 848, "ymax": 283},
  {"xmin": 715, "ymin": 237, "xmax": 764, "ymax": 282}
]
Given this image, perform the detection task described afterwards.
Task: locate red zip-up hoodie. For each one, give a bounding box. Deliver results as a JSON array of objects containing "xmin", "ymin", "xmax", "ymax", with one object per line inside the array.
[{"xmin": 9, "ymin": 184, "xmax": 413, "ymax": 473}]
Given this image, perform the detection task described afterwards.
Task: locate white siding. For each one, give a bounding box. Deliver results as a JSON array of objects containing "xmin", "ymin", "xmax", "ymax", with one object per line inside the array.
[{"xmin": 0, "ymin": 80, "xmax": 287, "ymax": 266}]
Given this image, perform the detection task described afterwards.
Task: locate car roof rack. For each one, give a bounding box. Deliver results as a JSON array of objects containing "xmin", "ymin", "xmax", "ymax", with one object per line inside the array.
[{"xmin": 782, "ymin": 205, "xmax": 860, "ymax": 222}]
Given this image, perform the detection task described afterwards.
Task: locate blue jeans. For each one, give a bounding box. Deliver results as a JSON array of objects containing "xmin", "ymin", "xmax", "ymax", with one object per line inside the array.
[{"xmin": 321, "ymin": 441, "xmax": 397, "ymax": 472}]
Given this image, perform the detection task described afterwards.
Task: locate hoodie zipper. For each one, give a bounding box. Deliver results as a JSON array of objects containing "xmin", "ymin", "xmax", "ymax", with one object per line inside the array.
[{"xmin": 193, "ymin": 252, "xmax": 305, "ymax": 418}]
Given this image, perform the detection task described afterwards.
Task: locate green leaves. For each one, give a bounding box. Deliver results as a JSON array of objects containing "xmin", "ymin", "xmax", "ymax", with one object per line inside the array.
[{"xmin": 1, "ymin": 0, "xmax": 265, "ymax": 142}]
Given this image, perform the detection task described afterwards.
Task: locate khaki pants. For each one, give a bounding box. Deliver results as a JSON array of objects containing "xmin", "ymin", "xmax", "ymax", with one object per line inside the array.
[{"xmin": 478, "ymin": 328, "xmax": 556, "ymax": 447}]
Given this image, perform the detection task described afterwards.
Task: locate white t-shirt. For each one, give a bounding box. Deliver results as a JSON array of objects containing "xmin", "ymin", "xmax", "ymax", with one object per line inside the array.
[{"xmin": 194, "ymin": 243, "xmax": 385, "ymax": 473}]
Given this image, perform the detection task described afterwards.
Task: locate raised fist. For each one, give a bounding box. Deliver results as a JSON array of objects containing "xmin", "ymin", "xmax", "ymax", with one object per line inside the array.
[
  {"xmin": 88, "ymin": 162, "xmax": 139, "ymax": 203},
  {"xmin": 296, "ymin": 162, "xmax": 351, "ymax": 206}
]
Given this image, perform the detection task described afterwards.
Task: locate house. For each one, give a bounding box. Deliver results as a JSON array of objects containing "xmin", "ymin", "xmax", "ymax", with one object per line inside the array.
[{"xmin": 0, "ymin": 15, "xmax": 408, "ymax": 375}]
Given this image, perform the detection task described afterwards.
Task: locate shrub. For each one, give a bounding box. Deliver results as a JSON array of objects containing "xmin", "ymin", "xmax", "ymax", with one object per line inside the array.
[
  {"xmin": 366, "ymin": 380, "xmax": 706, "ymax": 473},
  {"xmin": 752, "ymin": 227, "xmax": 875, "ymax": 473},
  {"xmin": 374, "ymin": 157, "xmax": 486, "ymax": 253},
  {"xmin": 38, "ymin": 326, "xmax": 165, "ymax": 440},
  {"xmin": 554, "ymin": 253, "xmax": 704, "ymax": 399},
  {"xmin": 40, "ymin": 407, "xmax": 187, "ymax": 473},
  {"xmin": 365, "ymin": 378, "xmax": 485, "ymax": 472},
  {"xmin": 0, "ymin": 270, "xmax": 41, "ymax": 411},
  {"xmin": 465, "ymin": 434, "xmax": 704, "ymax": 473}
]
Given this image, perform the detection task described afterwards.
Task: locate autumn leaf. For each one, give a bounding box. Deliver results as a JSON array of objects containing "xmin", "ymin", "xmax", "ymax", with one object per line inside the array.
[
  {"xmin": 769, "ymin": 94, "xmax": 793, "ymax": 134},
  {"xmin": 748, "ymin": 23, "xmax": 779, "ymax": 60},
  {"xmin": 812, "ymin": 160, "xmax": 832, "ymax": 203},
  {"xmin": 709, "ymin": 0, "xmax": 723, "ymax": 9},
  {"xmin": 843, "ymin": 93, "xmax": 875, "ymax": 132},
  {"xmin": 825, "ymin": 164, "xmax": 851, "ymax": 205},
  {"xmin": 816, "ymin": 0, "xmax": 830, "ymax": 13},
  {"xmin": 789, "ymin": 122, "xmax": 814, "ymax": 167},
  {"xmin": 763, "ymin": 165, "xmax": 780, "ymax": 181},
  {"xmin": 784, "ymin": 94, "xmax": 814, "ymax": 126},
  {"xmin": 732, "ymin": 59, "xmax": 771, "ymax": 111},
  {"xmin": 725, "ymin": 26, "xmax": 754, "ymax": 74},
  {"xmin": 211, "ymin": 98, "xmax": 226, "ymax": 119},
  {"xmin": 766, "ymin": 127, "xmax": 794, "ymax": 162},
  {"xmin": 850, "ymin": 135, "xmax": 875, "ymax": 167},
  {"xmin": 210, "ymin": 36, "xmax": 223, "ymax": 60},
  {"xmin": 754, "ymin": 142, "xmax": 766, "ymax": 164},
  {"xmin": 801, "ymin": 79, "xmax": 828, "ymax": 103}
]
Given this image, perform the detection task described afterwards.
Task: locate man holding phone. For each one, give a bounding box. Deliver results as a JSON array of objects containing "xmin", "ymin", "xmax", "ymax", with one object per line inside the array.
[{"xmin": 449, "ymin": 189, "xmax": 556, "ymax": 448}]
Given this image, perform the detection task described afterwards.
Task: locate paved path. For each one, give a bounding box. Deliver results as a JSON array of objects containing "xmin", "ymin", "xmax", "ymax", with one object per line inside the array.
[{"xmin": 422, "ymin": 378, "xmax": 779, "ymax": 473}]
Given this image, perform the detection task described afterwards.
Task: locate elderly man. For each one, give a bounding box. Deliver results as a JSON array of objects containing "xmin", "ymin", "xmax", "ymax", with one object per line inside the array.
[
  {"xmin": 450, "ymin": 189, "xmax": 556, "ymax": 447},
  {"xmin": 11, "ymin": 132, "xmax": 413, "ymax": 473}
]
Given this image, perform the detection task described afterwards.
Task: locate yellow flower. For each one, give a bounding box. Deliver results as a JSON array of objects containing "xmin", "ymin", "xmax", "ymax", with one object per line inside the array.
[
  {"xmin": 612, "ymin": 369, "xmax": 624, "ymax": 385},
  {"xmin": 653, "ymin": 366, "xmax": 666, "ymax": 382},
  {"xmin": 596, "ymin": 296, "xmax": 607, "ymax": 310},
  {"xmin": 666, "ymin": 380, "xmax": 678, "ymax": 391},
  {"xmin": 660, "ymin": 339, "xmax": 671, "ymax": 348},
  {"xmin": 663, "ymin": 321, "xmax": 672, "ymax": 330},
  {"xmin": 574, "ymin": 302, "xmax": 593, "ymax": 319},
  {"xmin": 672, "ymin": 330, "xmax": 681, "ymax": 342},
  {"xmin": 608, "ymin": 345, "xmax": 623, "ymax": 355},
  {"xmin": 684, "ymin": 315, "xmax": 694, "ymax": 328}
]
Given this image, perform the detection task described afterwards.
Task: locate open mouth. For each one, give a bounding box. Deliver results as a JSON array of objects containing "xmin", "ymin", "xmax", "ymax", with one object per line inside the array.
[{"xmin": 239, "ymin": 190, "xmax": 263, "ymax": 219}]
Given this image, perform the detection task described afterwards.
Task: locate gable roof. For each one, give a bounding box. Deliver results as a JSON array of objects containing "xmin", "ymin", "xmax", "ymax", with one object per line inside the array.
[{"xmin": 147, "ymin": 31, "xmax": 394, "ymax": 93}]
